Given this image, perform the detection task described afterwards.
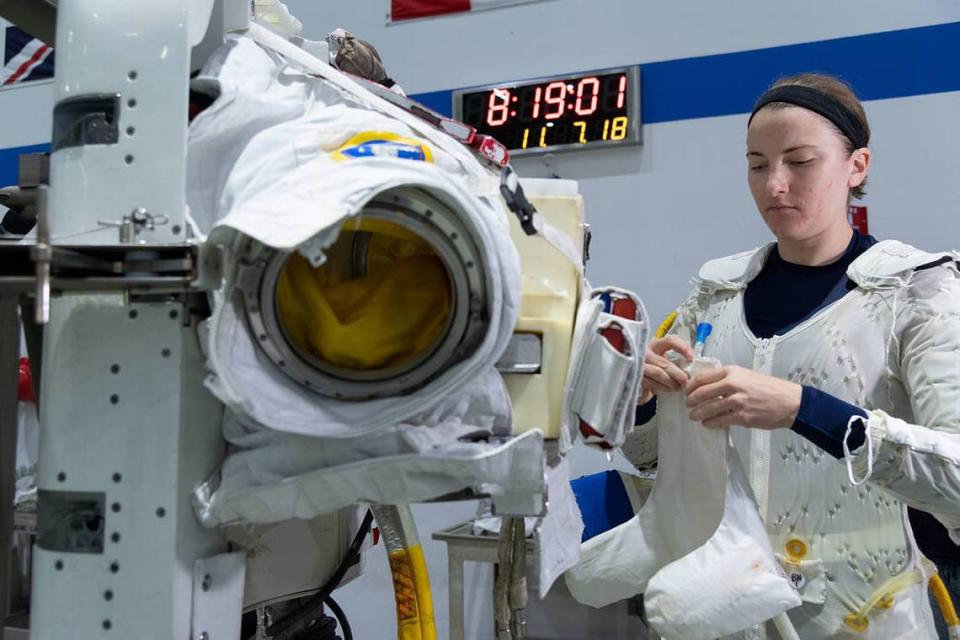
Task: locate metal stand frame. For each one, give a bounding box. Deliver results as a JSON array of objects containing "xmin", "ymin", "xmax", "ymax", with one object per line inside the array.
[
  {"xmin": 0, "ymin": 297, "xmax": 25, "ymax": 639},
  {"xmin": 433, "ymin": 522, "xmax": 538, "ymax": 640}
]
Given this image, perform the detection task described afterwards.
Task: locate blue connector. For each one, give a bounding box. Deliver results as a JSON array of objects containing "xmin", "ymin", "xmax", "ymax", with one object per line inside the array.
[
  {"xmin": 598, "ymin": 292, "xmax": 612, "ymax": 313},
  {"xmin": 693, "ymin": 322, "xmax": 713, "ymax": 358}
]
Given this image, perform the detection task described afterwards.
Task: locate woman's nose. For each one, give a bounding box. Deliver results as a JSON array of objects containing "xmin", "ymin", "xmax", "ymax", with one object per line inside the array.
[{"xmin": 766, "ymin": 166, "xmax": 789, "ymax": 196}]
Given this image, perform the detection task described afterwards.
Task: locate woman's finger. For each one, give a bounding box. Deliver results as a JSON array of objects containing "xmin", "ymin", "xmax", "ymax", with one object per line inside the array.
[
  {"xmin": 643, "ymin": 366, "xmax": 681, "ymax": 391},
  {"xmin": 686, "ymin": 378, "xmax": 737, "ymax": 407},
  {"xmin": 651, "ymin": 335, "xmax": 695, "ymax": 361},
  {"xmin": 642, "ymin": 377, "xmax": 675, "ymax": 395},
  {"xmin": 686, "ymin": 366, "xmax": 728, "ymax": 395},
  {"xmin": 689, "ymin": 395, "xmax": 735, "ymax": 423},
  {"xmin": 647, "ymin": 353, "xmax": 689, "ymax": 386}
]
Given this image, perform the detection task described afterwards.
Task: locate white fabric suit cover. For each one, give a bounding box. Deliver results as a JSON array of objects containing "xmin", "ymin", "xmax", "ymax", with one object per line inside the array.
[
  {"xmin": 566, "ymin": 359, "xmax": 800, "ymax": 639},
  {"xmin": 186, "ymin": 36, "xmax": 552, "ymax": 526},
  {"xmin": 621, "ymin": 240, "xmax": 960, "ymax": 638},
  {"xmin": 189, "ymin": 37, "xmax": 519, "ymax": 440}
]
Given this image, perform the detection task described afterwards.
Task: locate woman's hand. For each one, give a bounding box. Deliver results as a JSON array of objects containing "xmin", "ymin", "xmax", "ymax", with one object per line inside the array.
[
  {"xmin": 685, "ymin": 365, "xmax": 802, "ymax": 429},
  {"xmin": 638, "ymin": 336, "xmax": 695, "ymax": 405}
]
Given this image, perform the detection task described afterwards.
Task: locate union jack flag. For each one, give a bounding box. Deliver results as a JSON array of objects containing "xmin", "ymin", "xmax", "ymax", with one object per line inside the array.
[{"xmin": 1, "ymin": 23, "xmax": 53, "ymax": 86}]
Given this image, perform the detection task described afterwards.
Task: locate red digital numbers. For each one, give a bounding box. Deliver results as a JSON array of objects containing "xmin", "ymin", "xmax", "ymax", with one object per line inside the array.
[
  {"xmin": 482, "ymin": 71, "xmax": 629, "ymax": 133},
  {"xmin": 531, "ymin": 86, "xmax": 543, "ymax": 119},
  {"xmin": 486, "ymin": 88, "xmax": 511, "ymax": 127},
  {"xmin": 574, "ymin": 76, "xmax": 600, "ymax": 116},
  {"xmin": 543, "ymin": 81, "xmax": 566, "ymax": 120}
]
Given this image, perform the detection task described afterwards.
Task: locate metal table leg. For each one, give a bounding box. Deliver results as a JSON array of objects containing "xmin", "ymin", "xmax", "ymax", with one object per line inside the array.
[{"xmin": 448, "ymin": 551, "xmax": 465, "ymax": 640}]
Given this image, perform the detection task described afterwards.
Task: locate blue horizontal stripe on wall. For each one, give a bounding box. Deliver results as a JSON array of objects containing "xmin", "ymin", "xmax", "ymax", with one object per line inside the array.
[
  {"xmin": 412, "ymin": 21, "xmax": 960, "ymax": 124},
  {"xmin": 1, "ymin": 23, "xmax": 956, "ymax": 186},
  {"xmin": 0, "ymin": 142, "xmax": 49, "ymax": 191}
]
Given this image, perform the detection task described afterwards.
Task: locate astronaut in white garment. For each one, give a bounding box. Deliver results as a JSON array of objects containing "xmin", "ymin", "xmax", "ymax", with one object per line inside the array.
[{"xmin": 626, "ymin": 72, "xmax": 960, "ymax": 638}]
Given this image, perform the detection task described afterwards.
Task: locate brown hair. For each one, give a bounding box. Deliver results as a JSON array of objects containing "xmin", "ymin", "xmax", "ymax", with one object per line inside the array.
[{"xmin": 760, "ymin": 73, "xmax": 870, "ymax": 200}]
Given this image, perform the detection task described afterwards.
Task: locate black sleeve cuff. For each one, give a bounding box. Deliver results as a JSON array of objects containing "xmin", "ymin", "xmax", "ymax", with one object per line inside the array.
[
  {"xmin": 790, "ymin": 385, "xmax": 867, "ymax": 459},
  {"xmin": 635, "ymin": 396, "xmax": 657, "ymax": 426}
]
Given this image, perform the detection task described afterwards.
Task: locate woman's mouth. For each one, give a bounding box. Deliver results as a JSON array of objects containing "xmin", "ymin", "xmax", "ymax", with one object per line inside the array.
[{"xmin": 766, "ymin": 205, "xmax": 797, "ymax": 214}]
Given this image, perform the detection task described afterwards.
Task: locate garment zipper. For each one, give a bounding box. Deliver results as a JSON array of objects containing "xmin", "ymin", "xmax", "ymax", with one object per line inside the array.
[{"xmin": 749, "ymin": 337, "xmax": 773, "ymax": 528}]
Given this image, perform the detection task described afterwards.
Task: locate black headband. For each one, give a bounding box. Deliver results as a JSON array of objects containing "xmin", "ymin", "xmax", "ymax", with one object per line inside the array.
[{"xmin": 748, "ymin": 85, "xmax": 868, "ymax": 149}]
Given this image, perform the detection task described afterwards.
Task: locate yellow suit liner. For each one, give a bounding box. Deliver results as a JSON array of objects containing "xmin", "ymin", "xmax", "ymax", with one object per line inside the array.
[{"xmin": 276, "ymin": 218, "xmax": 452, "ymax": 370}]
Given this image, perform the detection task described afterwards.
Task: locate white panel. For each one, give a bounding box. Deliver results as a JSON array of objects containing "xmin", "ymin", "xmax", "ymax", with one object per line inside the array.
[
  {"xmin": 48, "ymin": 0, "xmax": 191, "ymax": 243},
  {"xmin": 31, "ymin": 296, "xmax": 226, "ymax": 639},
  {"xmin": 861, "ymin": 92, "xmax": 960, "ymax": 252},
  {"xmin": 191, "ymin": 552, "xmax": 246, "ymax": 640},
  {"xmin": 0, "ymin": 81, "xmax": 53, "ymax": 149}
]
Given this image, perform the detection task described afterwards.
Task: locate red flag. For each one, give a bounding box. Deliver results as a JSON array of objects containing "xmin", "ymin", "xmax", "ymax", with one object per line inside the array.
[{"xmin": 390, "ymin": 0, "xmax": 543, "ymax": 22}]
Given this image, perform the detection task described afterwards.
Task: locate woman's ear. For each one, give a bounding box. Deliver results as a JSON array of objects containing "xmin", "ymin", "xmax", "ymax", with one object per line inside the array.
[{"xmin": 848, "ymin": 147, "xmax": 871, "ymax": 188}]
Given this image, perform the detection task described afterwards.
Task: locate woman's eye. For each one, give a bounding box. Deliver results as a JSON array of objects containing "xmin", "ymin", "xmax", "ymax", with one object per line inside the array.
[
  {"xmin": 790, "ymin": 158, "xmax": 814, "ymax": 166},
  {"xmin": 749, "ymin": 165, "xmax": 768, "ymax": 172}
]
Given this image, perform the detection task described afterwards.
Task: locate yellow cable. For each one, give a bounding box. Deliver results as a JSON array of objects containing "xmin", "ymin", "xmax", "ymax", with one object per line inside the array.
[{"xmin": 931, "ymin": 574, "xmax": 960, "ymax": 628}]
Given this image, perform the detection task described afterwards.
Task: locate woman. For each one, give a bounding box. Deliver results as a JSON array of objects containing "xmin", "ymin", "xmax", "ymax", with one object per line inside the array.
[{"xmin": 626, "ymin": 73, "xmax": 960, "ymax": 638}]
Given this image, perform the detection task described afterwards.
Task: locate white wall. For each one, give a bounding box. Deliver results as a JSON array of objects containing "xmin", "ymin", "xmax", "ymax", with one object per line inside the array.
[
  {"xmin": 280, "ymin": 3, "xmax": 960, "ymax": 639},
  {"xmin": 286, "ymin": 0, "xmax": 960, "ymax": 323},
  {"xmin": 289, "ymin": 0, "xmax": 957, "ymax": 97}
]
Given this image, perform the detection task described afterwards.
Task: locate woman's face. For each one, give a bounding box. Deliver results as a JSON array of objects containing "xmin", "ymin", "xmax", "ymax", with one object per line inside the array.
[{"xmin": 746, "ymin": 106, "xmax": 868, "ymax": 245}]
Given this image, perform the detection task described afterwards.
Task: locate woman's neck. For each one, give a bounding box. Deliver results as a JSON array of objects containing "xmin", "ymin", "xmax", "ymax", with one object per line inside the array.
[{"xmin": 777, "ymin": 223, "xmax": 854, "ymax": 266}]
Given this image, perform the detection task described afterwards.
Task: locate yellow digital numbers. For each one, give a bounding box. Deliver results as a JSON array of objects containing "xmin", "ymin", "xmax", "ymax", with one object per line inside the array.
[
  {"xmin": 521, "ymin": 117, "xmax": 629, "ymax": 149},
  {"xmin": 611, "ymin": 116, "xmax": 628, "ymax": 140},
  {"xmin": 574, "ymin": 121, "xmax": 587, "ymax": 144}
]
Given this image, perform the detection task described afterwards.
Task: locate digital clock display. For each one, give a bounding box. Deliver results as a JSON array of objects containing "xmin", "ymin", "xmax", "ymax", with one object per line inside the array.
[{"xmin": 453, "ymin": 66, "xmax": 641, "ymax": 155}]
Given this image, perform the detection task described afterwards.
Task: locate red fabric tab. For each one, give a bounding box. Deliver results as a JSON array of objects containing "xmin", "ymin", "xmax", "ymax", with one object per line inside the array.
[
  {"xmin": 391, "ymin": 0, "xmax": 470, "ymax": 21},
  {"xmin": 578, "ymin": 420, "xmax": 613, "ymax": 449},
  {"xmin": 599, "ymin": 324, "xmax": 625, "ymax": 353},
  {"xmin": 18, "ymin": 357, "xmax": 35, "ymax": 403},
  {"xmin": 611, "ymin": 297, "xmax": 637, "ymax": 321}
]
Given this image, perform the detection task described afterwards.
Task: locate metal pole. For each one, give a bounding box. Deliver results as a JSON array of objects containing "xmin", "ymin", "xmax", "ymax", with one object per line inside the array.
[{"xmin": 0, "ymin": 296, "xmax": 22, "ymax": 623}]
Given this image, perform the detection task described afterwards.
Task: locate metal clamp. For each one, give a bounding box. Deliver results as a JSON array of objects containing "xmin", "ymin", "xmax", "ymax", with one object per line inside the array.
[
  {"xmin": 98, "ymin": 208, "xmax": 169, "ymax": 243},
  {"xmin": 34, "ymin": 186, "xmax": 51, "ymax": 324},
  {"xmin": 499, "ymin": 167, "xmax": 537, "ymax": 236}
]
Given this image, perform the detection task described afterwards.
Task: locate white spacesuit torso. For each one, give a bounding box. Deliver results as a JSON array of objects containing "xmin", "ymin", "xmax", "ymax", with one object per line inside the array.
[{"xmin": 626, "ymin": 239, "xmax": 960, "ymax": 638}]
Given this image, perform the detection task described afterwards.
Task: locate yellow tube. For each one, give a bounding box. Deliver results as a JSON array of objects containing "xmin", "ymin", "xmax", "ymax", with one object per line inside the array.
[
  {"xmin": 655, "ymin": 311, "xmax": 678, "ymax": 339},
  {"xmin": 373, "ymin": 504, "xmax": 437, "ymax": 640},
  {"xmin": 844, "ymin": 568, "xmax": 924, "ymax": 632},
  {"xmin": 388, "ymin": 545, "xmax": 436, "ymax": 640},
  {"xmin": 931, "ymin": 574, "xmax": 960, "ymax": 628}
]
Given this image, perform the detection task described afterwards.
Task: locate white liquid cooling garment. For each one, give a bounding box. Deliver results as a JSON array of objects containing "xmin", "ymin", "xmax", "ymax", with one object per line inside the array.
[
  {"xmin": 614, "ymin": 241, "xmax": 960, "ymax": 638},
  {"xmin": 566, "ymin": 358, "xmax": 801, "ymax": 640}
]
